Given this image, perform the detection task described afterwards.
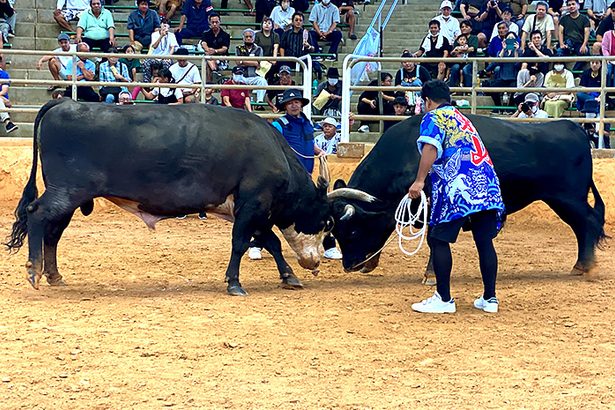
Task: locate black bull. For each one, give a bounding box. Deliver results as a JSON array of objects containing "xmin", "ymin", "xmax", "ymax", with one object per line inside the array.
[
  {"xmin": 6, "ymin": 99, "xmax": 341, "ymax": 296},
  {"xmin": 330, "ymin": 115, "xmax": 607, "ymax": 278}
]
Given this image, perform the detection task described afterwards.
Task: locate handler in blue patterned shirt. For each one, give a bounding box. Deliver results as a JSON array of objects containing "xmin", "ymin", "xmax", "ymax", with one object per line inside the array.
[{"xmin": 408, "ymin": 80, "xmax": 505, "ymax": 314}]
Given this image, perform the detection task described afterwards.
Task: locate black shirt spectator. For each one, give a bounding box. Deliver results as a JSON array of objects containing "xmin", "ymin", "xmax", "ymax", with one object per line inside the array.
[
  {"xmin": 394, "ymin": 61, "xmax": 431, "ymax": 86},
  {"xmin": 522, "ymin": 33, "xmax": 553, "ymax": 74},
  {"xmin": 201, "ymin": 25, "xmax": 231, "ymax": 54}
]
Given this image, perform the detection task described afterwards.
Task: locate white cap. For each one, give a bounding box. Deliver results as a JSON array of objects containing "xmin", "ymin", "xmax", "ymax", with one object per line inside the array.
[
  {"xmin": 440, "ymin": 0, "xmax": 453, "ymax": 9},
  {"xmin": 524, "ymin": 93, "xmax": 540, "ymax": 103},
  {"xmin": 320, "ymin": 117, "xmax": 339, "ymax": 127}
]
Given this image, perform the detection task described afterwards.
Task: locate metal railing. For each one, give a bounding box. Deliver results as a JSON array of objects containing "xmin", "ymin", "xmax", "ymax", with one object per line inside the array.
[{"xmin": 342, "ymin": 55, "xmax": 615, "ymax": 148}]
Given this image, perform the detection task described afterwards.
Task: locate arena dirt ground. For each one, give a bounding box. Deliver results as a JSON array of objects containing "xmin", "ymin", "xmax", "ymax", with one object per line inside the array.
[{"xmin": 0, "ymin": 141, "xmax": 614, "ymax": 409}]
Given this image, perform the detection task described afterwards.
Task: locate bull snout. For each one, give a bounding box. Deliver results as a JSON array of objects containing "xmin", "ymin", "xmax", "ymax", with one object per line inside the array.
[
  {"xmin": 280, "ymin": 225, "xmax": 325, "ymax": 272},
  {"xmin": 298, "ymin": 256, "xmax": 320, "ymax": 270}
]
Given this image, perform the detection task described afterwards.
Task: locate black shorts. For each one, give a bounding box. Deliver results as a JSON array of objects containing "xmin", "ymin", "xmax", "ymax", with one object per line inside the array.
[{"xmin": 429, "ymin": 210, "xmax": 499, "ymax": 244}]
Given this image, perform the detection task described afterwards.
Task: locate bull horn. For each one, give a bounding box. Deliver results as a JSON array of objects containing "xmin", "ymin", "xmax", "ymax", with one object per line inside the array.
[
  {"xmin": 340, "ymin": 204, "xmax": 355, "ymax": 221},
  {"xmin": 327, "ymin": 188, "xmax": 377, "ymax": 203}
]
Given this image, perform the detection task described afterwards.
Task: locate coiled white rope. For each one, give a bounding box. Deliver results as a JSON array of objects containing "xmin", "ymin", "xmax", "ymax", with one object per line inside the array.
[{"xmin": 394, "ymin": 191, "xmax": 429, "ymax": 256}]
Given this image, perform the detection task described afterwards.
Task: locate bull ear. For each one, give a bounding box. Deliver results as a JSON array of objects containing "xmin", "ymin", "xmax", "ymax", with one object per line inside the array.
[{"xmin": 333, "ymin": 179, "xmax": 347, "ymax": 190}]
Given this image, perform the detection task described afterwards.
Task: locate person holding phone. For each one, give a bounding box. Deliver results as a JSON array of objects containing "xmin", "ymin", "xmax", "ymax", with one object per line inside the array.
[{"xmin": 483, "ymin": 31, "xmax": 519, "ymax": 107}]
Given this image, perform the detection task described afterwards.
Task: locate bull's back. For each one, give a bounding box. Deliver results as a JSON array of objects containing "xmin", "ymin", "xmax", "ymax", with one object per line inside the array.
[{"xmin": 37, "ymin": 101, "xmax": 291, "ymax": 203}]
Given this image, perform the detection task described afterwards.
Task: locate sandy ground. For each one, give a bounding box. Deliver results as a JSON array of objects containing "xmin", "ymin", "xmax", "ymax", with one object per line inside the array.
[{"xmin": 0, "ymin": 141, "xmax": 614, "ymax": 409}]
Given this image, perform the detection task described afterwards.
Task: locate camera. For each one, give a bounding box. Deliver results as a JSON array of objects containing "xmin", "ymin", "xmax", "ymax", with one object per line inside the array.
[
  {"xmin": 490, "ymin": 0, "xmax": 497, "ymax": 6},
  {"xmin": 520, "ymin": 102, "xmax": 531, "ymax": 113}
]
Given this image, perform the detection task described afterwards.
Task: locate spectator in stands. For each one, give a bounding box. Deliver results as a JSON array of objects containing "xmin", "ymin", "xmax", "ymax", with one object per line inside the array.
[
  {"xmin": 235, "ymin": 28, "xmax": 269, "ymax": 106},
  {"xmin": 37, "ymin": 33, "xmax": 77, "ymax": 92},
  {"xmin": 141, "ymin": 67, "xmax": 183, "ymax": 103},
  {"xmin": 141, "ymin": 21, "xmax": 176, "ymax": 89},
  {"xmin": 221, "ymin": 66, "xmax": 252, "ymax": 111},
  {"xmin": 602, "ymin": 27, "xmax": 615, "ymax": 86},
  {"xmin": 117, "ymin": 90, "xmax": 135, "ymax": 105},
  {"xmin": 76, "ymin": 0, "xmax": 115, "ymax": 53},
  {"xmin": 309, "ymin": 0, "xmax": 343, "ymax": 61},
  {"xmin": 266, "ymin": 64, "xmax": 295, "ymax": 112},
  {"xmin": 520, "ymin": 1, "xmax": 554, "ymax": 51},
  {"xmin": 204, "ymin": 87, "xmax": 219, "ymax": 104},
  {"xmin": 498, "ymin": 0, "xmax": 528, "ymax": 28},
  {"xmin": 200, "ymin": 13, "xmax": 230, "ymax": 82},
  {"xmin": 585, "ymin": 0, "xmax": 609, "ymax": 30},
  {"xmin": 556, "ymin": 0, "xmax": 590, "ymax": 71},
  {"xmin": 157, "ymin": 0, "xmax": 184, "ymax": 21},
  {"xmin": 0, "ymin": 58, "xmax": 16, "ymax": 133},
  {"xmin": 460, "ymin": 0, "xmax": 488, "ymax": 33},
  {"xmin": 513, "ymin": 29, "xmax": 552, "ymax": 105},
  {"xmin": 255, "ymin": 0, "xmax": 276, "ymax": 23},
  {"xmin": 99, "ymin": 53, "xmax": 132, "ymax": 103},
  {"xmin": 475, "ymin": 0, "xmax": 503, "ymax": 46},
  {"xmin": 0, "ymin": 0, "xmax": 15, "ymax": 45},
  {"xmin": 175, "ymin": 0, "xmax": 214, "ymax": 45},
  {"xmin": 436, "ymin": 0, "xmax": 461, "ymax": 44},
  {"xmin": 512, "ymin": 92, "xmax": 549, "ymax": 118},
  {"xmin": 415, "ymin": 19, "xmax": 451, "ymax": 80},
  {"xmin": 271, "ymin": 0, "xmax": 295, "ymax": 36},
  {"xmin": 396, "ymin": 50, "xmax": 431, "ymax": 86},
  {"xmin": 448, "ymin": 21, "xmax": 478, "ymax": 87},
  {"xmin": 255, "ymin": 16, "xmax": 280, "ymax": 81},
  {"xmin": 127, "ymin": 0, "xmax": 161, "ymax": 50},
  {"xmin": 120, "ymin": 44, "xmax": 141, "ymax": 82},
  {"xmin": 595, "ymin": 2, "xmax": 615, "ymax": 49},
  {"xmin": 54, "ymin": 0, "xmax": 89, "ymax": 33},
  {"xmin": 577, "ymin": 60, "xmax": 601, "ymax": 112},
  {"xmin": 357, "ymin": 72, "xmax": 395, "ymax": 133},
  {"xmin": 548, "ymin": 0, "xmax": 567, "ymax": 26},
  {"xmin": 315, "ymin": 117, "xmax": 341, "ymax": 154},
  {"xmin": 482, "ymin": 20, "xmax": 509, "ymax": 77},
  {"xmin": 332, "ymin": 0, "xmax": 357, "ymax": 40},
  {"xmin": 62, "ymin": 42, "xmax": 99, "ymax": 102},
  {"xmin": 280, "ymin": 12, "xmax": 317, "ymax": 59},
  {"xmin": 489, "ymin": 6, "xmax": 519, "ymax": 40},
  {"xmin": 314, "ymin": 67, "xmax": 342, "ymax": 116},
  {"xmin": 448, "ymin": 33, "xmax": 474, "ymax": 87},
  {"xmin": 169, "ymin": 48, "xmax": 201, "ymax": 103},
  {"xmin": 384, "ymin": 95, "xmax": 408, "ymax": 131},
  {"xmin": 542, "ymin": 62, "xmax": 575, "ymax": 117},
  {"xmin": 483, "ymin": 31, "xmax": 520, "ymax": 106}
]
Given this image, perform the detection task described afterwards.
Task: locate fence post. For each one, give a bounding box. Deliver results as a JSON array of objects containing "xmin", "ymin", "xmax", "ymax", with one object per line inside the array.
[
  {"xmin": 599, "ymin": 57, "xmax": 607, "ymax": 149},
  {"xmin": 302, "ymin": 55, "xmax": 313, "ymax": 120},
  {"xmin": 341, "ymin": 55, "xmax": 353, "ymax": 143},
  {"xmin": 200, "ymin": 55, "xmax": 207, "ymax": 103},
  {"xmin": 471, "ymin": 60, "xmax": 478, "ymax": 115},
  {"xmin": 71, "ymin": 51, "xmax": 77, "ymax": 101}
]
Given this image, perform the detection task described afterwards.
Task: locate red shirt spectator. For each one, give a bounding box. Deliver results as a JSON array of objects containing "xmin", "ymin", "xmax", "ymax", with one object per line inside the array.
[{"xmin": 221, "ymin": 66, "xmax": 252, "ymax": 111}]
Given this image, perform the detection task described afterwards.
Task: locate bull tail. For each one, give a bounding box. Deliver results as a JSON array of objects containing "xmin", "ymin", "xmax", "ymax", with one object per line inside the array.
[
  {"xmin": 5, "ymin": 99, "xmax": 62, "ymax": 252},
  {"xmin": 590, "ymin": 180, "xmax": 609, "ymax": 249}
]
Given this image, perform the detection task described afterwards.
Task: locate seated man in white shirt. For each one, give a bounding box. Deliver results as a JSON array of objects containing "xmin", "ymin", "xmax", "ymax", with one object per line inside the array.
[
  {"xmin": 512, "ymin": 92, "xmax": 548, "ymax": 119},
  {"xmin": 314, "ymin": 117, "xmax": 342, "ymax": 154},
  {"xmin": 36, "ymin": 33, "xmax": 78, "ymax": 92},
  {"xmin": 434, "ymin": 0, "xmax": 460, "ymax": 44},
  {"xmin": 54, "ymin": 0, "xmax": 89, "ymax": 32},
  {"xmin": 169, "ymin": 47, "xmax": 202, "ymax": 103}
]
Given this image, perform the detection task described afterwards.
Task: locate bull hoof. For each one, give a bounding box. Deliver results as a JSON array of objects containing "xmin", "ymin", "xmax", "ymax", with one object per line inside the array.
[
  {"xmin": 281, "ymin": 274, "xmax": 304, "ymax": 289},
  {"xmin": 46, "ymin": 275, "xmax": 67, "ymax": 287},
  {"xmin": 25, "ymin": 261, "xmax": 41, "ymax": 290},
  {"xmin": 422, "ymin": 274, "xmax": 437, "ymax": 286},
  {"xmin": 227, "ymin": 284, "xmax": 248, "ymax": 296},
  {"xmin": 571, "ymin": 262, "xmax": 590, "ymax": 276}
]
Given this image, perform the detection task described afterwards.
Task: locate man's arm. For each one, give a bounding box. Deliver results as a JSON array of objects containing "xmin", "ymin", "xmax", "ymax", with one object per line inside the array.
[
  {"xmin": 176, "ymin": 15, "xmax": 186, "ymax": 32},
  {"xmin": 128, "ymin": 29, "xmax": 135, "ymax": 43},
  {"xmin": 581, "ymin": 25, "xmax": 590, "ymax": 51},
  {"xmin": 80, "ymin": 61, "xmax": 95, "ymax": 80},
  {"xmin": 558, "ymin": 23, "xmax": 565, "ymax": 47},
  {"xmin": 408, "ymin": 144, "xmax": 438, "ymax": 199}
]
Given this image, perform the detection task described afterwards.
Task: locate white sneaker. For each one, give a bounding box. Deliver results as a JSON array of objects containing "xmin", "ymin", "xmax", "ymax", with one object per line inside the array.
[
  {"xmin": 323, "ymin": 248, "xmax": 343, "ymax": 260},
  {"xmin": 358, "ymin": 124, "xmax": 370, "ymax": 133},
  {"xmin": 411, "ymin": 291, "xmax": 456, "ymax": 314},
  {"xmin": 473, "ymin": 296, "xmax": 499, "ymax": 313},
  {"xmin": 248, "ymin": 247, "xmax": 262, "ymax": 260}
]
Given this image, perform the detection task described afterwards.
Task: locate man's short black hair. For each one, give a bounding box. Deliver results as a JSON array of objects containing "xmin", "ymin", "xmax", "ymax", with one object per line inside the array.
[
  {"xmin": 530, "ymin": 29, "xmax": 542, "ymax": 38},
  {"xmin": 209, "ymin": 12, "xmax": 220, "ymax": 20},
  {"xmin": 292, "ymin": 11, "xmax": 304, "ymax": 21},
  {"xmin": 421, "ymin": 80, "xmax": 451, "ymax": 104},
  {"xmin": 428, "ymin": 19, "xmax": 440, "ymax": 29}
]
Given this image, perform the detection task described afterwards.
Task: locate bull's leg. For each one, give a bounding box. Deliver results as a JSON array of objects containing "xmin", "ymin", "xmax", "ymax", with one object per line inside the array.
[
  {"xmin": 25, "ymin": 200, "xmax": 45, "ymax": 290},
  {"xmin": 543, "ymin": 197, "xmax": 597, "ymax": 274},
  {"xmin": 43, "ymin": 212, "xmax": 74, "ymax": 286},
  {"xmin": 423, "ymin": 227, "xmax": 436, "ymax": 286},
  {"xmin": 255, "ymin": 229, "xmax": 304, "ymax": 290},
  {"xmin": 225, "ymin": 201, "xmax": 269, "ymax": 296}
]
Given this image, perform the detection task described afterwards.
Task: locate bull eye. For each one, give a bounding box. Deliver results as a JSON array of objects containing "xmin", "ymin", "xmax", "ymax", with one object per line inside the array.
[{"xmin": 325, "ymin": 217, "xmax": 335, "ymax": 232}]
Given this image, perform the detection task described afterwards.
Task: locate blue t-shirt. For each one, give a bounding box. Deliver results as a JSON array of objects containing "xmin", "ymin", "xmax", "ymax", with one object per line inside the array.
[
  {"xmin": 0, "ymin": 69, "xmax": 10, "ymax": 100},
  {"xmin": 417, "ymin": 105, "xmax": 505, "ymax": 226},
  {"xmin": 273, "ymin": 113, "xmax": 315, "ymax": 173}
]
